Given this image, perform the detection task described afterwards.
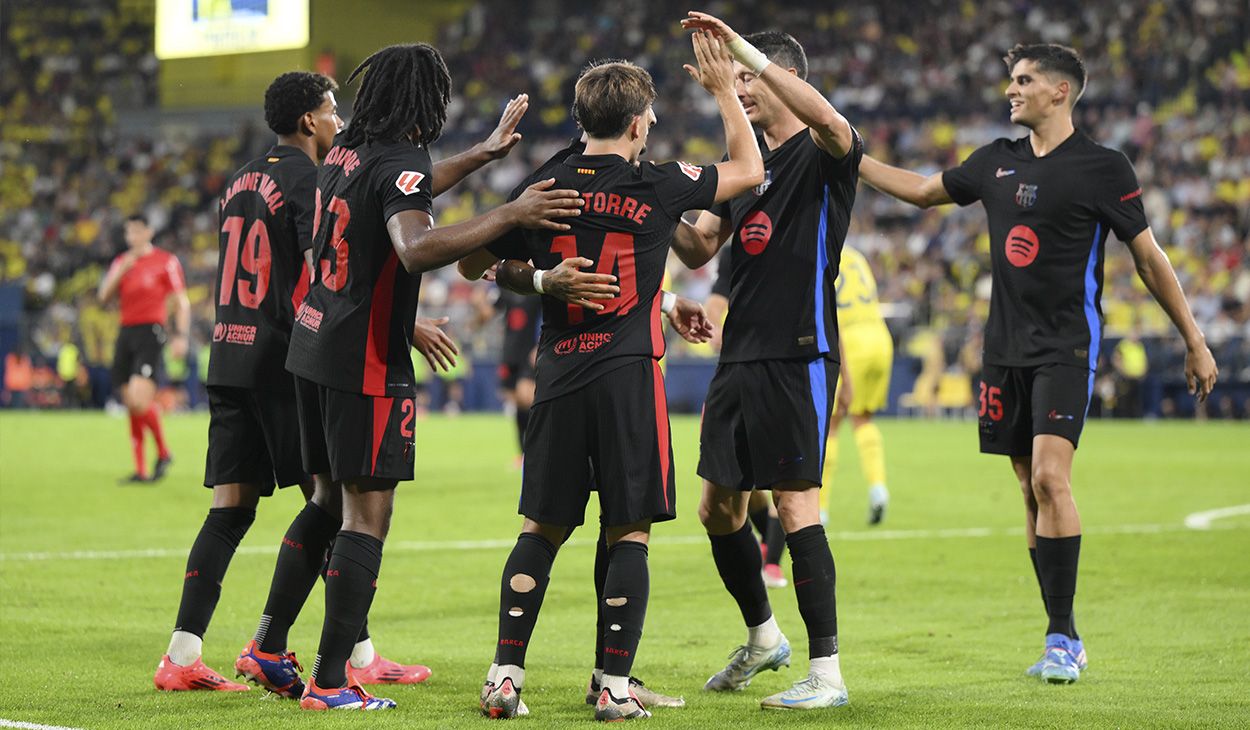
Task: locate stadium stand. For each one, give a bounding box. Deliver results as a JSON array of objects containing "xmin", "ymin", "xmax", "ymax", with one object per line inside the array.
[{"xmin": 2, "ymin": 0, "xmax": 1247, "ymax": 417}]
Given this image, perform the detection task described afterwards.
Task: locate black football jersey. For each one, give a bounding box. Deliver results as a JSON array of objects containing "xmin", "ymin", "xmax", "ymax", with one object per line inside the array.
[
  {"xmin": 942, "ymin": 129, "xmax": 1149, "ymax": 370},
  {"xmin": 712, "ymin": 127, "xmax": 863, "ymax": 363},
  {"xmin": 286, "ymin": 139, "xmax": 433, "ymax": 397},
  {"xmin": 208, "ymin": 145, "xmax": 317, "ymax": 388},
  {"xmin": 710, "ymin": 244, "xmax": 732, "ymax": 299},
  {"xmin": 489, "ymin": 153, "xmax": 718, "ymax": 404},
  {"xmin": 497, "ymin": 288, "xmax": 542, "ymax": 364}
]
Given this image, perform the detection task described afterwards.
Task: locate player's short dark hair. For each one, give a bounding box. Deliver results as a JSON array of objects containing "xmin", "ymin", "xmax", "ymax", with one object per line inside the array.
[
  {"xmin": 573, "ymin": 60, "xmax": 657, "ymax": 140},
  {"xmin": 264, "ymin": 71, "xmax": 338, "ymax": 135},
  {"xmin": 1004, "ymin": 43, "xmax": 1087, "ymax": 104},
  {"xmin": 341, "ymin": 43, "xmax": 451, "ymax": 148},
  {"xmin": 744, "ymin": 31, "xmax": 807, "ymax": 80},
  {"xmin": 125, "ymin": 213, "xmax": 148, "ymax": 226}
]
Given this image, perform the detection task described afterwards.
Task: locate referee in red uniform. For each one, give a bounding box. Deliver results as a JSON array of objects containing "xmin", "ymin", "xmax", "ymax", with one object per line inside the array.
[{"xmin": 98, "ymin": 214, "xmax": 191, "ymax": 482}]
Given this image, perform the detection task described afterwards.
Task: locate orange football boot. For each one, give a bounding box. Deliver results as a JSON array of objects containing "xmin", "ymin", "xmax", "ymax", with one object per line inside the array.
[
  {"xmin": 154, "ymin": 655, "xmax": 250, "ymax": 692},
  {"xmin": 347, "ymin": 654, "xmax": 432, "ymax": 685}
]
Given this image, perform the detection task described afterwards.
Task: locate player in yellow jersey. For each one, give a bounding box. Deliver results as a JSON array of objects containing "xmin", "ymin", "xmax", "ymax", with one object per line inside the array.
[{"xmin": 821, "ymin": 245, "xmax": 893, "ymax": 525}]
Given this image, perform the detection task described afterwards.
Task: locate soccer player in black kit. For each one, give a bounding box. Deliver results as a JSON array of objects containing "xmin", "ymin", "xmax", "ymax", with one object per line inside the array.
[
  {"xmin": 495, "ymin": 288, "xmax": 542, "ymax": 460},
  {"xmin": 468, "ymin": 39, "xmax": 764, "ymax": 720},
  {"xmin": 858, "ymin": 44, "xmax": 1218, "ymax": 684},
  {"xmin": 671, "ymin": 11, "xmax": 863, "ymax": 710},
  {"xmin": 154, "ymin": 71, "xmax": 342, "ymax": 694},
  {"xmin": 282, "ymin": 43, "xmax": 584, "ymax": 711}
]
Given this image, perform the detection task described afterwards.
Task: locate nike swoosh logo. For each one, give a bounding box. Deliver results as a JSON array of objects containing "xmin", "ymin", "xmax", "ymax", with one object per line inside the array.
[{"xmin": 996, "ymin": 168, "xmax": 1016, "ymax": 178}]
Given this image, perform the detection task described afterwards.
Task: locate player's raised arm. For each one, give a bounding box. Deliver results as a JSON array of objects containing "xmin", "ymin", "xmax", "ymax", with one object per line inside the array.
[
  {"xmin": 682, "ymin": 11, "xmax": 852, "ymax": 158},
  {"xmin": 683, "ymin": 30, "xmax": 764, "ymax": 202},
  {"xmin": 1124, "ymin": 227, "xmax": 1218, "ymax": 400},
  {"xmin": 859, "ymin": 155, "xmax": 953, "ymax": 209},
  {"xmin": 672, "ymin": 209, "xmax": 733, "ymax": 269},
  {"xmin": 386, "ymin": 178, "xmax": 582, "ymax": 274},
  {"xmin": 430, "ymin": 94, "xmax": 529, "ymax": 197}
]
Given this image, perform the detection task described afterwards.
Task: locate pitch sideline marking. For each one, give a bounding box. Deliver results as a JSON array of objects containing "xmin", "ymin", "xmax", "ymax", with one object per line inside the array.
[
  {"xmin": 1183, "ymin": 503, "xmax": 1250, "ymax": 530},
  {"xmin": 0, "ymin": 521, "xmax": 1242, "ymax": 563},
  {"xmin": 0, "ymin": 719, "xmax": 86, "ymax": 730}
]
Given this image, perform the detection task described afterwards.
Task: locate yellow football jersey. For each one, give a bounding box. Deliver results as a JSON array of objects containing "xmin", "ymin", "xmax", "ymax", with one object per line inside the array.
[{"xmin": 835, "ymin": 246, "xmax": 884, "ymax": 329}]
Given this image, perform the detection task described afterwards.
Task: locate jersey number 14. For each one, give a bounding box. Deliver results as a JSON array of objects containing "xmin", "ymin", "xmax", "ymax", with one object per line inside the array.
[{"xmin": 550, "ymin": 232, "xmax": 638, "ymax": 324}]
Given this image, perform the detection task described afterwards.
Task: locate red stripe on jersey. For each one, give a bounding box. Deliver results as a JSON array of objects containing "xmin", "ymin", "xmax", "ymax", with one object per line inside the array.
[
  {"xmin": 292, "ymin": 260, "xmax": 311, "ymax": 310},
  {"xmin": 363, "ymin": 253, "xmax": 400, "ymax": 395},
  {"xmin": 649, "ymin": 291, "xmax": 664, "ymax": 358},
  {"xmin": 370, "ymin": 397, "xmax": 393, "ymax": 476},
  {"xmin": 650, "ymin": 361, "xmax": 671, "ymax": 504}
]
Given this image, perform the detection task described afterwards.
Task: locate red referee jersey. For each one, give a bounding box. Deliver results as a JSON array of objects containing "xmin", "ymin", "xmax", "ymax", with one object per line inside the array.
[{"xmin": 110, "ymin": 248, "xmax": 186, "ymax": 327}]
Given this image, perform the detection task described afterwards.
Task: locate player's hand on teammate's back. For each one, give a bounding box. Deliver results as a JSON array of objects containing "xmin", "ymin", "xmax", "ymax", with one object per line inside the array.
[
  {"xmin": 683, "ymin": 30, "xmax": 734, "ymax": 95},
  {"xmin": 510, "ymin": 178, "xmax": 583, "ymax": 231},
  {"xmin": 479, "ymin": 94, "xmax": 529, "ymax": 160},
  {"xmin": 667, "ymin": 296, "xmax": 716, "ymax": 344},
  {"xmin": 543, "ymin": 257, "xmax": 619, "ymax": 312},
  {"xmin": 1185, "ymin": 342, "xmax": 1218, "ymax": 402},
  {"xmin": 411, "ymin": 316, "xmax": 459, "ymax": 372},
  {"xmin": 680, "ymin": 11, "xmax": 741, "ymax": 44}
]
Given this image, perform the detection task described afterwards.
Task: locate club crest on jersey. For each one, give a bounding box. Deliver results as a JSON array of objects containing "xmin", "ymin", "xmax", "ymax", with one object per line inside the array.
[
  {"xmin": 752, "ymin": 169, "xmax": 773, "ymax": 197},
  {"xmin": 396, "ymin": 171, "xmax": 426, "ymax": 196},
  {"xmin": 1015, "ymin": 183, "xmax": 1038, "ymax": 208},
  {"xmin": 677, "ymin": 161, "xmax": 703, "ymax": 181}
]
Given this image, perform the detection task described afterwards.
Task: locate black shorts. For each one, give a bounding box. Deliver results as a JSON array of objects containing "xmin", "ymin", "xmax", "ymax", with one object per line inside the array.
[
  {"xmin": 111, "ymin": 323, "xmax": 165, "ymax": 387},
  {"xmin": 521, "ymin": 358, "xmax": 675, "ymax": 528},
  {"xmin": 698, "ymin": 356, "xmax": 838, "ymax": 491},
  {"xmin": 497, "ymin": 357, "xmax": 535, "ymax": 391},
  {"xmin": 203, "ymin": 383, "xmax": 306, "ymax": 493},
  {"xmin": 294, "ymin": 375, "xmax": 417, "ymax": 483},
  {"xmin": 977, "ymin": 362, "xmax": 1092, "ymax": 455}
]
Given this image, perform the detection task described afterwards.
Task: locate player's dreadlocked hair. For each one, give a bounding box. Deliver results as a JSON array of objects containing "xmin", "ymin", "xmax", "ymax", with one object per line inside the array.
[{"xmin": 340, "ymin": 43, "xmax": 451, "ymax": 148}]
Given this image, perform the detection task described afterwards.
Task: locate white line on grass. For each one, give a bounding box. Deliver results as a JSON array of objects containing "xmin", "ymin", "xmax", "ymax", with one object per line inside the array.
[
  {"xmin": 0, "ymin": 521, "xmax": 1241, "ymax": 563},
  {"xmin": 1183, "ymin": 503, "xmax": 1250, "ymax": 530},
  {"xmin": 0, "ymin": 719, "xmax": 85, "ymax": 730}
]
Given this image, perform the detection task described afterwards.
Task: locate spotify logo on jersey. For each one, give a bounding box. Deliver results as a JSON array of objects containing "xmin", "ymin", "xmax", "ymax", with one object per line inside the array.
[
  {"xmin": 1005, "ymin": 225, "xmax": 1039, "ymax": 267},
  {"xmin": 740, "ymin": 211, "xmax": 773, "ymax": 255}
]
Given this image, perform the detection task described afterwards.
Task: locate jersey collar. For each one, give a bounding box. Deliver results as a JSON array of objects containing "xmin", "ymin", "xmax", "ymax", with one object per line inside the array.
[
  {"xmin": 563, "ymin": 153, "xmax": 631, "ymax": 170},
  {"xmin": 1023, "ymin": 128, "xmax": 1084, "ymax": 160},
  {"xmin": 266, "ymin": 144, "xmax": 304, "ymax": 159}
]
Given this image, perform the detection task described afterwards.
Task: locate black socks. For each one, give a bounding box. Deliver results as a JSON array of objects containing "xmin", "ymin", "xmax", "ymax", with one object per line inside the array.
[
  {"xmin": 256, "ymin": 501, "xmax": 340, "ymax": 653},
  {"xmin": 174, "ymin": 507, "xmax": 255, "ymax": 637},
  {"xmin": 601, "ymin": 541, "xmax": 649, "ymax": 678},
  {"xmin": 496, "ymin": 533, "xmax": 558, "ymax": 668},
  {"xmin": 311, "ymin": 531, "xmax": 382, "ymax": 688},
  {"xmin": 786, "ymin": 524, "xmax": 839, "ymax": 658},
  {"xmin": 1035, "ymin": 535, "xmax": 1081, "ymax": 639},
  {"xmin": 708, "ymin": 523, "xmax": 771, "ymax": 627},
  {"xmin": 593, "ymin": 525, "xmax": 609, "ymax": 669}
]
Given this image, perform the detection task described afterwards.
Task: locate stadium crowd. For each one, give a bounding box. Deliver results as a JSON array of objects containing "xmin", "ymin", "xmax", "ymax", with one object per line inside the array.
[{"xmin": 3, "ymin": 0, "xmax": 1248, "ymax": 416}]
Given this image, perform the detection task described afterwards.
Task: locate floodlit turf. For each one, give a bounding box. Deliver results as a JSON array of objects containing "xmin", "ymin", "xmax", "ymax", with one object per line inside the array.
[{"xmin": 1, "ymin": 411, "xmax": 1248, "ymax": 728}]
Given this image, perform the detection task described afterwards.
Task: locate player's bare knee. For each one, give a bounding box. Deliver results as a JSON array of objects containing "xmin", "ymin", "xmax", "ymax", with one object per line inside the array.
[
  {"xmin": 698, "ymin": 497, "xmax": 739, "ymax": 533},
  {"xmin": 1030, "ymin": 466, "xmax": 1071, "ymax": 503}
]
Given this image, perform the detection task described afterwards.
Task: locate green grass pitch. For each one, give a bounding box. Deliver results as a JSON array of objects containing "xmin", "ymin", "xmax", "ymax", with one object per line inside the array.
[{"xmin": 1, "ymin": 411, "xmax": 1248, "ymax": 728}]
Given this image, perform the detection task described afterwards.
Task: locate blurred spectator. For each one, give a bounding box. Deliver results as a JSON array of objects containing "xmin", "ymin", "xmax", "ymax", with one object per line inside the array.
[{"xmin": 1111, "ymin": 330, "xmax": 1150, "ymax": 418}]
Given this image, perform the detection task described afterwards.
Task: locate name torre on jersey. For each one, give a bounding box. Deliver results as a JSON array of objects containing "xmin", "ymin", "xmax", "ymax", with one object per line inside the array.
[
  {"xmin": 577, "ymin": 190, "xmax": 652, "ymax": 225},
  {"xmin": 219, "ymin": 171, "xmax": 284, "ymax": 214}
]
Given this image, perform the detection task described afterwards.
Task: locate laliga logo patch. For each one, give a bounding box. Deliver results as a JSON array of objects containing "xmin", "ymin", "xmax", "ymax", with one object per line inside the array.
[
  {"xmin": 677, "ymin": 161, "xmax": 703, "ymax": 181},
  {"xmin": 396, "ymin": 171, "xmax": 425, "ymax": 196},
  {"xmin": 1005, "ymin": 224, "xmax": 1039, "ymax": 267},
  {"xmin": 1015, "ymin": 183, "xmax": 1038, "ymax": 208},
  {"xmin": 752, "ymin": 169, "xmax": 772, "ymax": 196},
  {"xmin": 740, "ymin": 210, "xmax": 773, "ymax": 256}
]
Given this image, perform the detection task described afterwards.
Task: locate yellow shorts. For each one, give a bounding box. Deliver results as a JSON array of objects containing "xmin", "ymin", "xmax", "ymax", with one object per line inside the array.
[{"xmin": 836, "ymin": 324, "xmax": 893, "ymax": 415}]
